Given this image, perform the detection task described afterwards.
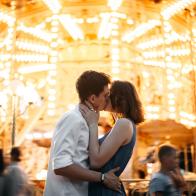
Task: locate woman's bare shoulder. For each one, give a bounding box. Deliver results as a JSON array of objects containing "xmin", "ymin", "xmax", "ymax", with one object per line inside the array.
[
  {"xmin": 115, "ymin": 118, "xmax": 133, "ymax": 130},
  {"xmin": 116, "ymin": 118, "xmax": 132, "ymax": 124}
]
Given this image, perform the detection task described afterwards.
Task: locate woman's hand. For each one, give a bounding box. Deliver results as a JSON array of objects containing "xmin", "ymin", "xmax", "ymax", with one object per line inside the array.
[{"xmin": 79, "ymin": 102, "xmax": 99, "ymax": 127}]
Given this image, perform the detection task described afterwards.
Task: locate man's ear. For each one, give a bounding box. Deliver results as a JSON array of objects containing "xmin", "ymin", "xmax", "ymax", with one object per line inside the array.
[{"xmin": 88, "ymin": 94, "xmax": 96, "ymax": 104}]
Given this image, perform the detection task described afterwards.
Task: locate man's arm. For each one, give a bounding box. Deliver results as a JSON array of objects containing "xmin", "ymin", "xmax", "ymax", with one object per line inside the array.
[
  {"xmin": 54, "ymin": 164, "xmax": 101, "ymax": 181},
  {"xmin": 169, "ymin": 168, "xmax": 187, "ymax": 190},
  {"xmin": 54, "ymin": 164, "xmax": 121, "ymax": 191}
]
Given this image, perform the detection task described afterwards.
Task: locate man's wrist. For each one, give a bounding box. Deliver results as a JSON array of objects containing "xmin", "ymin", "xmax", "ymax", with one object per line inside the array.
[{"xmin": 89, "ymin": 123, "xmax": 97, "ymax": 129}]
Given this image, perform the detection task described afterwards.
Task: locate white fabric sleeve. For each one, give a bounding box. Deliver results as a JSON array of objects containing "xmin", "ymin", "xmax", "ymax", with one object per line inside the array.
[{"xmin": 52, "ymin": 114, "xmax": 81, "ymax": 170}]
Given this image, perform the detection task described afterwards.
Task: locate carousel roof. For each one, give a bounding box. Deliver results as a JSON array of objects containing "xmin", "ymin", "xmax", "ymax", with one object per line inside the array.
[{"xmin": 0, "ymin": 0, "xmax": 195, "ymax": 147}]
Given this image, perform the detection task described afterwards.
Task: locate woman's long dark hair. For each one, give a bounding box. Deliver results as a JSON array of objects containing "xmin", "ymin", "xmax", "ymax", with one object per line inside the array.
[{"xmin": 110, "ymin": 80, "xmax": 144, "ymax": 124}]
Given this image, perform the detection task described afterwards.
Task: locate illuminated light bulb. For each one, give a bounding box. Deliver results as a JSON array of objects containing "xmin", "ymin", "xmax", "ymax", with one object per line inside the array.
[
  {"xmin": 112, "ymin": 61, "xmax": 120, "ymax": 67},
  {"xmin": 169, "ymin": 107, "xmax": 176, "ymax": 112},
  {"xmin": 112, "ymin": 67, "xmax": 120, "ymax": 74},
  {"xmin": 43, "ymin": 132, "xmax": 53, "ymax": 139},
  {"xmin": 48, "ymin": 89, "xmax": 56, "ymax": 94},
  {"xmin": 111, "ymin": 39, "xmax": 119, "ymax": 45},
  {"xmin": 48, "ymin": 103, "xmax": 56, "ymax": 108},
  {"xmin": 169, "ymin": 113, "xmax": 176, "ymax": 119},
  {"xmin": 127, "ymin": 19, "xmax": 133, "ymax": 25},
  {"xmin": 112, "ymin": 76, "xmax": 120, "ymax": 81},
  {"xmin": 111, "ymin": 31, "xmax": 119, "ymax": 36},
  {"xmin": 110, "ymin": 17, "xmax": 119, "ymax": 24},
  {"xmin": 33, "ymin": 132, "xmax": 42, "ymax": 139},
  {"xmin": 86, "ymin": 17, "xmax": 99, "ymax": 23},
  {"xmin": 47, "ymin": 109, "xmax": 56, "ymax": 116},
  {"xmin": 25, "ymin": 133, "xmax": 33, "ymax": 140},
  {"xmin": 111, "ymin": 48, "xmax": 119, "ymax": 54},
  {"xmin": 48, "ymin": 95, "xmax": 56, "ymax": 101},
  {"xmin": 108, "ymin": 0, "xmax": 123, "ymax": 11},
  {"xmin": 111, "ymin": 54, "xmax": 119, "ymax": 61},
  {"xmin": 168, "ymin": 100, "xmax": 175, "ymax": 105}
]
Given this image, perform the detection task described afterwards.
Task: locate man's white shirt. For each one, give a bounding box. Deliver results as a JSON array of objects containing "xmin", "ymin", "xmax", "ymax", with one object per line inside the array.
[{"xmin": 44, "ymin": 105, "xmax": 89, "ymax": 196}]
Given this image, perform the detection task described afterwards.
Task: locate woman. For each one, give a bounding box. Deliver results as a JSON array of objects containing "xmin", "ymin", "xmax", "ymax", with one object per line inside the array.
[{"xmin": 80, "ymin": 80, "xmax": 144, "ymax": 196}]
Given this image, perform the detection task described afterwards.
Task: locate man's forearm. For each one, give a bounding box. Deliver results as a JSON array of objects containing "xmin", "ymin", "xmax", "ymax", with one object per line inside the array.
[{"xmin": 54, "ymin": 163, "xmax": 101, "ymax": 182}]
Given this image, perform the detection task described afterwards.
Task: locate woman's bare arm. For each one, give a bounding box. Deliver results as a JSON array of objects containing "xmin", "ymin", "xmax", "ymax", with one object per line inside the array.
[{"xmin": 88, "ymin": 118, "xmax": 133, "ymax": 169}]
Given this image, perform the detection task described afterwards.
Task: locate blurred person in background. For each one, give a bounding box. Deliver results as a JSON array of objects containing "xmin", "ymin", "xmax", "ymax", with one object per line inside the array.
[
  {"xmin": 0, "ymin": 148, "xmax": 5, "ymax": 195},
  {"xmin": 149, "ymin": 145, "xmax": 186, "ymax": 196},
  {"xmin": 4, "ymin": 147, "xmax": 30, "ymax": 196},
  {"xmin": 80, "ymin": 80, "xmax": 144, "ymax": 196}
]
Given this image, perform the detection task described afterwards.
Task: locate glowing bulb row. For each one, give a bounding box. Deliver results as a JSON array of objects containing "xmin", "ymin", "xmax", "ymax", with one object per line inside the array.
[
  {"xmin": 161, "ymin": 0, "xmax": 196, "ymax": 20},
  {"xmin": 17, "ymin": 24, "xmax": 53, "ymax": 42},
  {"xmin": 122, "ymin": 20, "xmax": 160, "ymax": 43},
  {"xmin": 180, "ymin": 111, "xmax": 196, "ymax": 127},
  {"xmin": 13, "ymin": 54, "xmax": 48, "ymax": 62},
  {"xmin": 137, "ymin": 33, "xmax": 190, "ymax": 50},
  {"xmin": 59, "ymin": 15, "xmax": 84, "ymax": 40},
  {"xmin": 0, "ymin": 10, "xmax": 15, "ymax": 25},
  {"xmin": 16, "ymin": 40, "xmax": 50, "ymax": 54},
  {"xmin": 142, "ymin": 48, "xmax": 191, "ymax": 58},
  {"xmin": 42, "ymin": 0, "xmax": 62, "ymax": 14},
  {"xmin": 108, "ymin": 0, "xmax": 123, "ymax": 11},
  {"xmin": 47, "ymin": 15, "xmax": 59, "ymax": 116}
]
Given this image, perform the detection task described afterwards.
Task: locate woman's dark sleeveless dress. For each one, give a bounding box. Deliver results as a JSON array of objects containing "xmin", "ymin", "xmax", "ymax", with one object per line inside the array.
[{"xmin": 88, "ymin": 122, "xmax": 136, "ymax": 196}]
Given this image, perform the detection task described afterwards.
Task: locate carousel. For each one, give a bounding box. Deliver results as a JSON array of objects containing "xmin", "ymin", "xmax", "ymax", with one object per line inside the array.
[{"xmin": 0, "ymin": 0, "xmax": 196, "ymax": 195}]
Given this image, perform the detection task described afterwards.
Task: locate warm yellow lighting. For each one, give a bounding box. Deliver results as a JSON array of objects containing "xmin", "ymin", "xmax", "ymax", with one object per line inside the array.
[
  {"xmin": 112, "ymin": 61, "xmax": 120, "ymax": 67},
  {"xmin": 16, "ymin": 40, "xmax": 50, "ymax": 54},
  {"xmin": 43, "ymin": 132, "xmax": 53, "ymax": 139},
  {"xmin": 169, "ymin": 107, "xmax": 176, "ymax": 112},
  {"xmin": 143, "ymin": 60, "xmax": 165, "ymax": 68},
  {"xmin": 127, "ymin": 19, "xmax": 133, "ymax": 25},
  {"xmin": 108, "ymin": 0, "xmax": 123, "ymax": 11},
  {"xmin": 122, "ymin": 20, "xmax": 160, "ymax": 43},
  {"xmin": 47, "ymin": 110, "xmax": 56, "ymax": 116},
  {"xmin": 59, "ymin": 15, "xmax": 84, "ymax": 40},
  {"xmin": 0, "ymin": 10, "xmax": 15, "ymax": 25},
  {"xmin": 161, "ymin": 0, "xmax": 196, "ymax": 20},
  {"xmin": 13, "ymin": 54, "xmax": 48, "ymax": 62},
  {"xmin": 112, "ymin": 76, "xmax": 120, "ymax": 81},
  {"xmin": 112, "ymin": 67, "xmax": 120, "ymax": 74},
  {"xmin": 146, "ymin": 105, "xmax": 160, "ymax": 112},
  {"xmin": 48, "ymin": 89, "xmax": 56, "ymax": 95},
  {"xmin": 18, "ymin": 64, "xmax": 56, "ymax": 74},
  {"xmin": 67, "ymin": 104, "xmax": 75, "ymax": 111},
  {"xmin": 86, "ymin": 17, "xmax": 99, "ymax": 23},
  {"xmin": 168, "ymin": 93, "xmax": 175, "ymax": 99},
  {"xmin": 17, "ymin": 24, "xmax": 53, "ymax": 42},
  {"xmin": 42, "ymin": 0, "xmax": 62, "ymax": 13},
  {"xmin": 48, "ymin": 103, "xmax": 56, "ymax": 109},
  {"xmin": 98, "ymin": 13, "xmax": 112, "ymax": 39}
]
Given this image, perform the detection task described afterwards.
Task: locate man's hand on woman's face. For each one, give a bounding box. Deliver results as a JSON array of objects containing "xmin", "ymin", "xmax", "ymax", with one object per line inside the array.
[{"xmin": 79, "ymin": 102, "xmax": 99, "ymax": 126}]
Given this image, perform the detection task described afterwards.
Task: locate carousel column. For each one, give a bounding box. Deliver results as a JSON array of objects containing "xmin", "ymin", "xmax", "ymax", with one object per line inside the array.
[
  {"xmin": 47, "ymin": 14, "xmax": 60, "ymax": 117},
  {"xmin": 107, "ymin": 0, "xmax": 123, "ymax": 80},
  {"xmin": 193, "ymin": 128, "xmax": 196, "ymax": 172},
  {"xmin": 4, "ymin": 0, "xmax": 17, "ymax": 150},
  {"xmin": 161, "ymin": 18, "xmax": 177, "ymax": 120},
  {"xmin": 188, "ymin": 9, "xmax": 196, "ymax": 172},
  {"xmin": 110, "ymin": 13, "xmax": 120, "ymax": 80}
]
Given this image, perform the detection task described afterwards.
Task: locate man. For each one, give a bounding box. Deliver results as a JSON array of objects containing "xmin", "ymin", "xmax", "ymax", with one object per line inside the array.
[
  {"xmin": 44, "ymin": 71, "xmax": 120, "ymax": 196},
  {"xmin": 4, "ymin": 147, "xmax": 29, "ymax": 196},
  {"xmin": 149, "ymin": 145, "xmax": 186, "ymax": 196}
]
